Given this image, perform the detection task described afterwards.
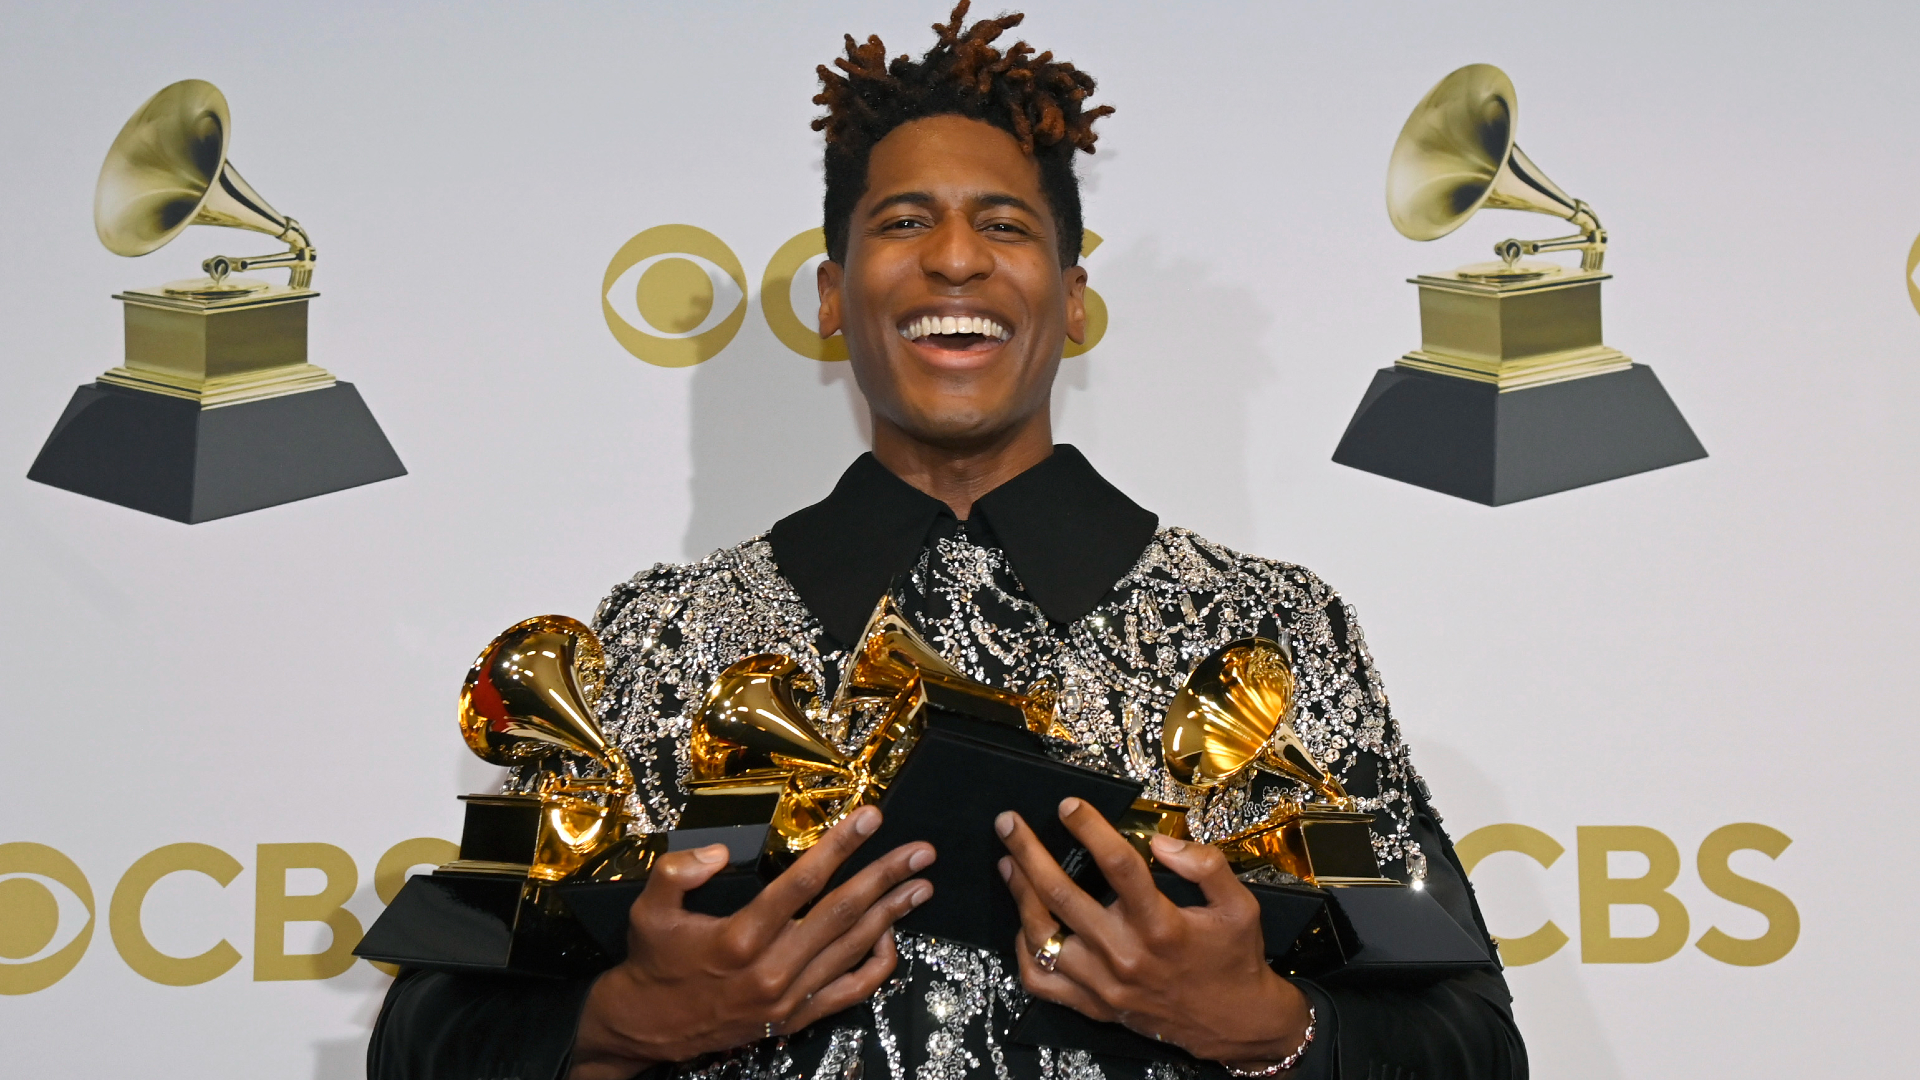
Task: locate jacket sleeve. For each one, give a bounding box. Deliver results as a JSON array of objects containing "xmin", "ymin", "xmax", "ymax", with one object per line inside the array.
[
  {"xmin": 1259, "ymin": 574, "xmax": 1527, "ymax": 1080},
  {"xmin": 1294, "ymin": 803, "xmax": 1527, "ymax": 1079},
  {"xmin": 367, "ymin": 969, "xmax": 596, "ymax": 1080}
]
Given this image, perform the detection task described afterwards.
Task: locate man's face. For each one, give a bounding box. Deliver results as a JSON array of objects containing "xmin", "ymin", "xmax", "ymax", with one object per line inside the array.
[{"xmin": 819, "ymin": 115, "xmax": 1087, "ymax": 451}]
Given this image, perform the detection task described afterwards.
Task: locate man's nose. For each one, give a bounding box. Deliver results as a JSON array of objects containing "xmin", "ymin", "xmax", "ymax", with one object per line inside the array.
[{"xmin": 921, "ymin": 217, "xmax": 994, "ymax": 286}]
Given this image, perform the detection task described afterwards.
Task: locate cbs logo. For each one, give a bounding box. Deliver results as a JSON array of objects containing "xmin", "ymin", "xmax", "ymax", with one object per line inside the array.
[
  {"xmin": 0, "ymin": 838, "xmax": 456, "ymax": 994},
  {"xmin": 602, "ymin": 225, "xmax": 1110, "ymax": 367},
  {"xmin": 1458, "ymin": 823, "xmax": 1799, "ymax": 967}
]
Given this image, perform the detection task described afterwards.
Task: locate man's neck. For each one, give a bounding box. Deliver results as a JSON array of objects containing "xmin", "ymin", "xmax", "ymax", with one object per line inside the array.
[{"xmin": 869, "ymin": 413, "xmax": 1054, "ymax": 520}]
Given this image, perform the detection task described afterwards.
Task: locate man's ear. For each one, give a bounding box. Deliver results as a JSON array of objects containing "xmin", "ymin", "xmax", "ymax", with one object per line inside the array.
[
  {"xmin": 817, "ymin": 259, "xmax": 845, "ymax": 339},
  {"xmin": 1063, "ymin": 265, "xmax": 1089, "ymax": 345}
]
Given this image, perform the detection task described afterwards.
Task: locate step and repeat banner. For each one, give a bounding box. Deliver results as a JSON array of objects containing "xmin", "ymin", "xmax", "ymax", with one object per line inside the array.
[{"xmin": 3, "ymin": 2, "xmax": 1914, "ymax": 1077}]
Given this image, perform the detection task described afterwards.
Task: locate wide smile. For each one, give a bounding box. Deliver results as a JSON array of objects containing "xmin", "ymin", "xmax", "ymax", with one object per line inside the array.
[{"xmin": 896, "ymin": 312, "xmax": 1014, "ymax": 368}]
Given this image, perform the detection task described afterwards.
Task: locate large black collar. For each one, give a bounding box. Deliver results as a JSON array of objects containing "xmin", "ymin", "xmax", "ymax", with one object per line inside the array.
[{"xmin": 767, "ymin": 445, "xmax": 1159, "ymax": 647}]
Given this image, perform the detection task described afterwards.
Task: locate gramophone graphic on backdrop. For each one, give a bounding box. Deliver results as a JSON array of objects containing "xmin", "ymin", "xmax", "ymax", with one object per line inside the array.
[
  {"xmin": 1332, "ymin": 64, "xmax": 1706, "ymax": 505},
  {"xmin": 27, "ymin": 79, "xmax": 404, "ymax": 524}
]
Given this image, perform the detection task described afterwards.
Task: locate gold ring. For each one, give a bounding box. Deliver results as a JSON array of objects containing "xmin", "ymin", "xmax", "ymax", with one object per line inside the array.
[{"xmin": 1034, "ymin": 929, "xmax": 1067, "ymax": 973}]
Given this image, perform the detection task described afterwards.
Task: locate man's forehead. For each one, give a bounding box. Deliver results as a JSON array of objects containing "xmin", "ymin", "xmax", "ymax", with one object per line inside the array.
[
  {"xmin": 865, "ymin": 118, "xmax": 1044, "ymax": 192},
  {"xmin": 863, "ymin": 189, "xmax": 1043, "ymax": 215}
]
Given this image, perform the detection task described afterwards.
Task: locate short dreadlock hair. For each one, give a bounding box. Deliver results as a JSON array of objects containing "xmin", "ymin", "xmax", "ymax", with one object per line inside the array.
[{"xmin": 813, "ymin": 2, "xmax": 1114, "ymax": 268}]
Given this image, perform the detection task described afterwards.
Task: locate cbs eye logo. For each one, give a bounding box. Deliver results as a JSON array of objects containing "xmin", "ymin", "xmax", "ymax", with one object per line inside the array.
[
  {"xmin": 0, "ymin": 844, "xmax": 94, "ymax": 995},
  {"xmin": 1907, "ymin": 230, "xmax": 1920, "ymax": 318},
  {"xmin": 602, "ymin": 225, "xmax": 1109, "ymax": 367}
]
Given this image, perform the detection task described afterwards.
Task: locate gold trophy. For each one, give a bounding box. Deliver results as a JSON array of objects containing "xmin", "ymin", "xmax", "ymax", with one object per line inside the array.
[
  {"xmin": 835, "ymin": 594, "xmax": 1061, "ymax": 738},
  {"xmin": 689, "ymin": 595, "xmax": 1059, "ymax": 866},
  {"xmin": 354, "ymin": 616, "xmax": 660, "ymax": 976},
  {"xmin": 450, "ymin": 616, "xmax": 659, "ymax": 883},
  {"xmin": 1332, "ymin": 63, "xmax": 1703, "ymax": 505},
  {"xmin": 28, "ymin": 78, "xmax": 402, "ymax": 523},
  {"xmin": 691, "ymin": 651, "xmax": 908, "ymax": 865},
  {"xmin": 1165, "ymin": 639, "xmax": 1393, "ymax": 886}
]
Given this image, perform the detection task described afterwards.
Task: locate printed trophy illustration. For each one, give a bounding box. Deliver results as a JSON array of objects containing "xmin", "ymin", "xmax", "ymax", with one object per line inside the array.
[
  {"xmin": 1332, "ymin": 63, "xmax": 1704, "ymax": 505},
  {"xmin": 355, "ymin": 616, "xmax": 662, "ymax": 977},
  {"xmin": 27, "ymin": 78, "xmax": 403, "ymax": 523}
]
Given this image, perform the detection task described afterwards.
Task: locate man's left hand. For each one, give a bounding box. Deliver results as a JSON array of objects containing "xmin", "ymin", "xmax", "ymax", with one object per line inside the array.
[{"xmin": 996, "ymin": 799, "xmax": 1315, "ymax": 1068}]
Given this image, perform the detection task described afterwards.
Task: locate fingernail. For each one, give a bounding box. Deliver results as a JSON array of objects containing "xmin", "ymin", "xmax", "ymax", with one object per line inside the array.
[
  {"xmin": 696, "ymin": 844, "xmax": 728, "ymax": 864},
  {"xmin": 911, "ymin": 882, "xmax": 933, "ymax": 905},
  {"xmin": 1149, "ymin": 833, "xmax": 1187, "ymax": 856},
  {"xmin": 995, "ymin": 812, "xmax": 1015, "ymax": 838},
  {"xmin": 854, "ymin": 807, "xmax": 880, "ymax": 836},
  {"xmin": 909, "ymin": 846, "xmax": 934, "ymax": 871},
  {"xmin": 998, "ymin": 856, "xmax": 1012, "ymax": 882},
  {"xmin": 1059, "ymin": 797, "xmax": 1082, "ymax": 817}
]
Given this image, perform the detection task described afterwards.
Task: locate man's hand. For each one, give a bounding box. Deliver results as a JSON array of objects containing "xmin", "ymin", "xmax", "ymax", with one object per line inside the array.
[
  {"xmin": 997, "ymin": 799, "xmax": 1313, "ymax": 1068},
  {"xmin": 569, "ymin": 806, "xmax": 934, "ymax": 1080}
]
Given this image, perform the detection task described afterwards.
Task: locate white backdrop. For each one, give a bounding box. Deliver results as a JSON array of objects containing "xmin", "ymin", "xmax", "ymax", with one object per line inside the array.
[{"xmin": 3, "ymin": 2, "xmax": 1916, "ymax": 1076}]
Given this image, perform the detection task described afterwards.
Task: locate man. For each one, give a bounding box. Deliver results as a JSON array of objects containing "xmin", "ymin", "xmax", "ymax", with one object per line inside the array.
[{"xmin": 371, "ymin": 5, "xmax": 1525, "ymax": 1078}]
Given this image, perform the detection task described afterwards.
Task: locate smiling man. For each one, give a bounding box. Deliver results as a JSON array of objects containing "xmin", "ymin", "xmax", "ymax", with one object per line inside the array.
[{"xmin": 370, "ymin": 6, "xmax": 1524, "ymax": 1080}]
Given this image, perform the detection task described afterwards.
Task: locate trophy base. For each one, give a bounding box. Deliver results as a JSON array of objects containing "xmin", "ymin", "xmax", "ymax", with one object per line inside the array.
[
  {"xmin": 1316, "ymin": 884, "xmax": 1494, "ymax": 984},
  {"xmin": 1220, "ymin": 807, "xmax": 1398, "ymax": 887},
  {"xmin": 828, "ymin": 723, "xmax": 1142, "ymax": 955},
  {"xmin": 355, "ymin": 824, "xmax": 768, "ymax": 978},
  {"xmin": 1331, "ymin": 364, "xmax": 1705, "ymax": 505},
  {"xmin": 353, "ymin": 873, "xmax": 612, "ymax": 978},
  {"xmin": 26, "ymin": 381, "xmax": 405, "ymax": 523}
]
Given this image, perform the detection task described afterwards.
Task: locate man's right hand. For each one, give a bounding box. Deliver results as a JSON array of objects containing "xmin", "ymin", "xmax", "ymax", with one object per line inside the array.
[{"xmin": 568, "ymin": 805, "xmax": 934, "ymax": 1080}]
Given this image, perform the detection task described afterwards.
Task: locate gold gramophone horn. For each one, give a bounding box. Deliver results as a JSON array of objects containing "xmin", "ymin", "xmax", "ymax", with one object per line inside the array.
[
  {"xmin": 838, "ymin": 594, "xmax": 1059, "ymax": 736},
  {"xmin": 1386, "ymin": 63, "xmax": 1606, "ymax": 276},
  {"xmin": 94, "ymin": 79, "xmax": 316, "ymax": 295},
  {"xmin": 693, "ymin": 654, "xmax": 846, "ymax": 783},
  {"xmin": 1163, "ymin": 638, "xmax": 1352, "ymax": 808},
  {"xmin": 458, "ymin": 615, "xmax": 634, "ymax": 796}
]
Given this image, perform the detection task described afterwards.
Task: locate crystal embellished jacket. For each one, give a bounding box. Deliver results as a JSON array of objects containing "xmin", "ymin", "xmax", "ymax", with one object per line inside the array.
[{"xmin": 369, "ymin": 447, "xmax": 1526, "ymax": 1080}]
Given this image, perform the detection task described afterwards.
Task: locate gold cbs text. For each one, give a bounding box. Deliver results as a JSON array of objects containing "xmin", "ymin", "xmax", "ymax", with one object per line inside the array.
[{"xmin": 1, "ymin": 822, "xmax": 1793, "ymax": 995}]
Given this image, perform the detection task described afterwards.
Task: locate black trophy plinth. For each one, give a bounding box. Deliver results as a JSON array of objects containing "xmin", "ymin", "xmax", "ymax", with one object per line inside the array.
[
  {"xmin": 1332, "ymin": 364, "xmax": 1705, "ymax": 505},
  {"xmin": 28, "ymin": 381, "xmax": 405, "ymax": 523},
  {"xmin": 1314, "ymin": 884, "xmax": 1494, "ymax": 983},
  {"xmin": 354, "ymin": 873, "xmax": 610, "ymax": 978}
]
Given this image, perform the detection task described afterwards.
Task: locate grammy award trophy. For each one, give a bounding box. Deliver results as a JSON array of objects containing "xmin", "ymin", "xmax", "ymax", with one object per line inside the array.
[
  {"xmin": 27, "ymin": 79, "xmax": 403, "ymax": 523},
  {"xmin": 354, "ymin": 616, "xmax": 662, "ymax": 977},
  {"xmin": 1163, "ymin": 637, "xmax": 1490, "ymax": 982},
  {"xmin": 1332, "ymin": 63, "xmax": 1706, "ymax": 505}
]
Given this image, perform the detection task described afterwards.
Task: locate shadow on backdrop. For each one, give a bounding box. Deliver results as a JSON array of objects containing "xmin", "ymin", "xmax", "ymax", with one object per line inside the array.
[
  {"xmin": 1413, "ymin": 739, "xmax": 1621, "ymax": 1080},
  {"xmin": 1057, "ymin": 237, "xmax": 1265, "ymax": 550},
  {"xmin": 684, "ymin": 341, "xmax": 870, "ymax": 560}
]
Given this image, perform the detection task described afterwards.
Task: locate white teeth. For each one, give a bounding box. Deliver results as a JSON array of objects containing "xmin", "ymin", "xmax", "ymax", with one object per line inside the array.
[{"xmin": 896, "ymin": 315, "xmax": 1013, "ymax": 341}]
